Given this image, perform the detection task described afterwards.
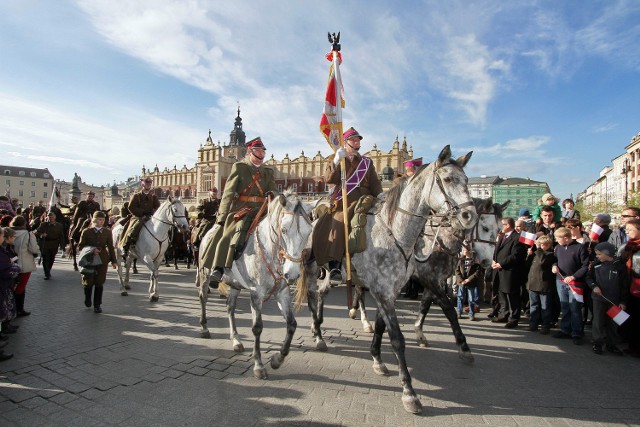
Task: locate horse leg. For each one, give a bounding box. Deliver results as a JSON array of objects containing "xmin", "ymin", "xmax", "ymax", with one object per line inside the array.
[
  {"xmin": 270, "ymin": 288, "xmax": 297, "ymax": 370},
  {"xmin": 227, "ymin": 287, "xmax": 244, "ymax": 352},
  {"xmin": 349, "ymin": 285, "xmax": 373, "ymax": 334},
  {"xmin": 249, "ymin": 294, "xmax": 267, "ymax": 379},
  {"xmin": 132, "ymin": 259, "xmax": 138, "ymax": 274},
  {"xmin": 198, "ymin": 270, "xmax": 211, "ymax": 339},
  {"xmin": 149, "ymin": 268, "xmax": 160, "ymax": 302},
  {"xmin": 72, "ymin": 244, "xmax": 79, "ymax": 271},
  {"xmin": 376, "ymin": 300, "xmax": 423, "ymax": 414},
  {"xmin": 370, "ymin": 308, "xmax": 389, "ymax": 376},
  {"xmin": 435, "ymin": 285, "xmax": 474, "ymax": 363},
  {"xmin": 415, "ymin": 290, "xmax": 435, "ymax": 347},
  {"xmin": 307, "ymin": 286, "xmax": 327, "ymax": 352},
  {"xmin": 124, "ymin": 256, "xmax": 132, "ymax": 290},
  {"xmin": 115, "ymin": 251, "xmax": 128, "ymax": 296}
]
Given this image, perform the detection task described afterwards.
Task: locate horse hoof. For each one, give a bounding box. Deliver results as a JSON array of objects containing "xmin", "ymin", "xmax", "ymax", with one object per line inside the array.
[
  {"xmin": 270, "ymin": 353, "xmax": 285, "ymax": 369},
  {"xmin": 417, "ymin": 337, "xmax": 429, "ymax": 348},
  {"xmin": 233, "ymin": 343, "xmax": 245, "ymax": 353},
  {"xmin": 253, "ymin": 368, "xmax": 268, "ymax": 380},
  {"xmin": 201, "ymin": 330, "xmax": 211, "ymax": 339},
  {"xmin": 372, "ymin": 361, "xmax": 389, "ymax": 376},
  {"xmin": 458, "ymin": 349, "xmax": 475, "ymax": 363},
  {"xmin": 133, "ymin": 269, "xmax": 139, "ymax": 274},
  {"xmin": 363, "ymin": 322, "xmax": 374, "ymax": 334},
  {"xmin": 402, "ymin": 395, "xmax": 423, "ymax": 414},
  {"xmin": 315, "ymin": 340, "xmax": 328, "ymax": 352},
  {"xmin": 348, "ymin": 308, "xmax": 357, "ymax": 319},
  {"xmin": 174, "ymin": 266, "xmax": 178, "ymax": 270},
  {"xmin": 150, "ymin": 296, "xmax": 159, "ymax": 302},
  {"xmin": 121, "ymin": 291, "xmax": 128, "ymax": 296},
  {"xmin": 73, "ymin": 266, "xmax": 79, "ymax": 271}
]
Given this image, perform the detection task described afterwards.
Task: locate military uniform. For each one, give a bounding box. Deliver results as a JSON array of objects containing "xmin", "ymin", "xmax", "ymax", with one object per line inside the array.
[
  {"xmin": 121, "ymin": 191, "xmax": 161, "ymax": 248},
  {"xmin": 78, "ymin": 223, "xmax": 116, "ymax": 307},
  {"xmin": 194, "ymin": 198, "xmax": 220, "ymax": 247},
  {"xmin": 36, "ymin": 218, "xmax": 64, "ymax": 279},
  {"xmin": 311, "ymin": 137, "xmax": 382, "ymax": 267},
  {"xmin": 200, "ymin": 157, "xmax": 277, "ymax": 270},
  {"xmin": 70, "ymin": 199, "xmax": 101, "ymax": 240}
]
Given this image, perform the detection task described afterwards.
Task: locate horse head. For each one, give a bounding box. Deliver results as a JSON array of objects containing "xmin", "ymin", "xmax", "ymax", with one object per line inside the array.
[
  {"xmin": 165, "ymin": 197, "xmax": 190, "ymax": 233},
  {"xmin": 467, "ymin": 198, "xmax": 509, "ymax": 268},
  {"xmin": 266, "ymin": 190, "xmax": 313, "ymax": 284},
  {"xmin": 418, "ymin": 145, "xmax": 477, "ymax": 231}
]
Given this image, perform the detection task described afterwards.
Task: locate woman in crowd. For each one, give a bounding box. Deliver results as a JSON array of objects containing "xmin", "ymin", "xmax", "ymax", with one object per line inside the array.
[
  {"xmin": 619, "ymin": 218, "xmax": 640, "ymax": 357},
  {"xmin": 10, "ymin": 216, "xmax": 40, "ymax": 317},
  {"xmin": 0, "ymin": 227, "xmax": 20, "ymax": 342}
]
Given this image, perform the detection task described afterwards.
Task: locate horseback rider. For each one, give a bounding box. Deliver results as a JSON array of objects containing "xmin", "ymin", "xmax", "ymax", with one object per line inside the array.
[
  {"xmin": 201, "ymin": 137, "xmax": 278, "ymax": 284},
  {"xmin": 69, "ymin": 191, "xmax": 100, "ymax": 245},
  {"xmin": 311, "ymin": 127, "xmax": 383, "ymax": 283},
  {"xmin": 120, "ymin": 177, "xmax": 161, "ymax": 257},
  {"xmin": 193, "ymin": 188, "xmax": 219, "ymax": 247}
]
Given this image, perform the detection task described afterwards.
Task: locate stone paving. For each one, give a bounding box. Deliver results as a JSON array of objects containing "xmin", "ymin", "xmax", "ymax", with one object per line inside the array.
[{"xmin": 0, "ymin": 254, "xmax": 639, "ymax": 426}]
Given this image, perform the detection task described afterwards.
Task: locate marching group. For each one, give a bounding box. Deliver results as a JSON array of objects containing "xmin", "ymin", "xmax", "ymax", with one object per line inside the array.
[{"xmin": 454, "ymin": 194, "xmax": 640, "ymax": 358}]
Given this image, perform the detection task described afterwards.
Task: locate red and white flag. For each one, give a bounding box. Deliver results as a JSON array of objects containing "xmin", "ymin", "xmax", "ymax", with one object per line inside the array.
[
  {"xmin": 607, "ymin": 305, "xmax": 630, "ymax": 326},
  {"xmin": 567, "ymin": 281, "xmax": 584, "ymax": 303},
  {"xmin": 319, "ymin": 51, "xmax": 345, "ymax": 152},
  {"xmin": 518, "ymin": 231, "xmax": 537, "ymax": 246},
  {"xmin": 589, "ymin": 223, "xmax": 604, "ymax": 241}
]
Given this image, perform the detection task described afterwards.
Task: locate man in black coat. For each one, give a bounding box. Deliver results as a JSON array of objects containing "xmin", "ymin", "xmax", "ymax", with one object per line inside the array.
[{"xmin": 491, "ymin": 217, "xmax": 527, "ymax": 328}]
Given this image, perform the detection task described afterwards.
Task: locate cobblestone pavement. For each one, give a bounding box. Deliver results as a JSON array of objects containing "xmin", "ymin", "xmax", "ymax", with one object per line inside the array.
[{"xmin": 0, "ymin": 254, "xmax": 639, "ymax": 426}]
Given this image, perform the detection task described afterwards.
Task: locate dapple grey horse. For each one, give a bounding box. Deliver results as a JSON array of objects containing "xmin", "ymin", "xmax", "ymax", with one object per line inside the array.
[
  {"xmin": 112, "ymin": 196, "xmax": 189, "ymax": 301},
  {"xmin": 305, "ymin": 146, "xmax": 477, "ymax": 414},
  {"xmin": 195, "ymin": 191, "xmax": 313, "ymax": 380}
]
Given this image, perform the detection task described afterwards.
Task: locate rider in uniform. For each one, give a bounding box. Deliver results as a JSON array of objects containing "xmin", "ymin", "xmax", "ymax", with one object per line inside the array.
[
  {"xmin": 70, "ymin": 191, "xmax": 100, "ymax": 242},
  {"xmin": 121, "ymin": 177, "xmax": 161, "ymax": 257},
  {"xmin": 194, "ymin": 188, "xmax": 219, "ymax": 247},
  {"xmin": 201, "ymin": 137, "xmax": 278, "ymax": 284},
  {"xmin": 311, "ymin": 127, "xmax": 382, "ymax": 283}
]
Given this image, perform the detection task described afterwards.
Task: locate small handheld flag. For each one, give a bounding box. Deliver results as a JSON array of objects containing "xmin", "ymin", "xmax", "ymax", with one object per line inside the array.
[
  {"xmin": 589, "ymin": 223, "xmax": 604, "ymax": 241},
  {"xmin": 607, "ymin": 305, "xmax": 630, "ymax": 326},
  {"xmin": 567, "ymin": 281, "xmax": 584, "ymax": 303},
  {"xmin": 518, "ymin": 231, "xmax": 537, "ymax": 246}
]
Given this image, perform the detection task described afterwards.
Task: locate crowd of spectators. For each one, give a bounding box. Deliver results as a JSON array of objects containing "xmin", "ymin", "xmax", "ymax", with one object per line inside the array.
[{"xmin": 460, "ymin": 193, "xmax": 640, "ymax": 357}]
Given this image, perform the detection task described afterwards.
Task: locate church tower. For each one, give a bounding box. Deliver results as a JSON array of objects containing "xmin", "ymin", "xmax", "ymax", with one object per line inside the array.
[{"xmin": 227, "ymin": 106, "xmax": 246, "ymax": 159}]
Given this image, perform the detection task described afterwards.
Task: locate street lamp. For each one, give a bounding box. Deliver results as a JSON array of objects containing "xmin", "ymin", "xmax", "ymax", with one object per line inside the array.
[{"xmin": 622, "ymin": 158, "xmax": 630, "ymax": 205}]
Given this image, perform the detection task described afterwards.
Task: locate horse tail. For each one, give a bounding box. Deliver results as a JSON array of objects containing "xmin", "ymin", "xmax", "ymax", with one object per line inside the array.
[{"xmin": 293, "ymin": 261, "xmax": 307, "ymax": 312}]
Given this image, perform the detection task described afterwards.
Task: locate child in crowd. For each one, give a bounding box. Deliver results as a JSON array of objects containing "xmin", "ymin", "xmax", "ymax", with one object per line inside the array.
[
  {"xmin": 532, "ymin": 193, "xmax": 563, "ymax": 224},
  {"xmin": 586, "ymin": 242, "xmax": 628, "ymax": 355},
  {"xmin": 455, "ymin": 246, "xmax": 482, "ymax": 321},
  {"xmin": 527, "ymin": 235, "xmax": 556, "ymax": 334}
]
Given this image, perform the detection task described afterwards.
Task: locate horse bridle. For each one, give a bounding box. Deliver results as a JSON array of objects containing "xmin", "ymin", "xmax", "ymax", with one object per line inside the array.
[
  {"xmin": 257, "ymin": 200, "xmax": 311, "ymax": 302},
  {"xmin": 466, "ymin": 209, "xmax": 499, "ymax": 247},
  {"xmin": 143, "ymin": 200, "xmax": 187, "ymax": 263},
  {"xmin": 395, "ymin": 162, "xmax": 474, "ymax": 220}
]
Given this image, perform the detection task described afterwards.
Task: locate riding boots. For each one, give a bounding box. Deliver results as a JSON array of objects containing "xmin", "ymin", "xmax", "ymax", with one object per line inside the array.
[
  {"xmin": 93, "ymin": 286, "xmax": 104, "ymax": 313},
  {"xmin": 210, "ymin": 267, "xmax": 224, "ymax": 283}
]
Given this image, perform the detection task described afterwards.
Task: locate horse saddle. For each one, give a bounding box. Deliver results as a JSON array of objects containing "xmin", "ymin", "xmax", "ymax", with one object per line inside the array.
[{"xmin": 348, "ymin": 195, "xmax": 379, "ymax": 254}]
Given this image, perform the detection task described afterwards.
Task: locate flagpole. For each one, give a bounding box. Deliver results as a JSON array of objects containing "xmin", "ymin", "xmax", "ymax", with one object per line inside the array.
[{"xmin": 328, "ymin": 33, "xmax": 353, "ymax": 310}]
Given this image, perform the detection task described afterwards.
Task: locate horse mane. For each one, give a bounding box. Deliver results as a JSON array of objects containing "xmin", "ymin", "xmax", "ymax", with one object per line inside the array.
[{"xmin": 385, "ymin": 162, "xmax": 433, "ymax": 224}]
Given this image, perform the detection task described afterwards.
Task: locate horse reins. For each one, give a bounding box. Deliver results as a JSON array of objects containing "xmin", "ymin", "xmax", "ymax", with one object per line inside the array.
[{"xmin": 143, "ymin": 200, "xmax": 187, "ymax": 264}]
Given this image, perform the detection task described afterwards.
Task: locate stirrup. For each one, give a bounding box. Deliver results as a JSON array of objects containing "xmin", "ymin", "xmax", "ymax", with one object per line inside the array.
[{"xmin": 329, "ymin": 268, "xmax": 343, "ymax": 287}]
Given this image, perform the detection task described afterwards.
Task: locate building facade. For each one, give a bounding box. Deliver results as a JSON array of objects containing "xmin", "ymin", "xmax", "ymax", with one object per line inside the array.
[
  {"xmin": 492, "ymin": 177, "xmax": 550, "ymax": 218},
  {"xmin": 468, "ymin": 175, "xmax": 501, "ymax": 199},
  {"xmin": 103, "ymin": 109, "xmax": 414, "ymax": 217},
  {"xmin": 1, "ymin": 165, "xmax": 55, "ymax": 208}
]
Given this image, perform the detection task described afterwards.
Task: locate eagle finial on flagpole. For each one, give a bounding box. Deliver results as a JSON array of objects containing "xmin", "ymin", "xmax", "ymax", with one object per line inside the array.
[{"xmin": 328, "ymin": 32, "xmax": 340, "ymax": 52}]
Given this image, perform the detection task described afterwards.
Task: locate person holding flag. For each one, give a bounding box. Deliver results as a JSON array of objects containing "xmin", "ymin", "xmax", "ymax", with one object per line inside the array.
[
  {"xmin": 586, "ymin": 242, "xmax": 628, "ymax": 355},
  {"xmin": 551, "ymin": 226, "xmax": 590, "ymax": 344},
  {"xmin": 618, "ymin": 217, "xmax": 640, "ymax": 357},
  {"xmin": 314, "ymin": 34, "xmax": 382, "ymax": 287},
  {"xmin": 526, "ymin": 235, "xmax": 556, "ymax": 334},
  {"xmin": 312, "ymin": 127, "xmax": 382, "ymax": 283}
]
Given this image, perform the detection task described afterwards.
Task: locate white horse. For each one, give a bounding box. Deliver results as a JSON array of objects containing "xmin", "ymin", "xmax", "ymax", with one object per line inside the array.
[
  {"xmin": 305, "ymin": 146, "xmax": 477, "ymax": 414},
  {"xmin": 112, "ymin": 196, "xmax": 190, "ymax": 301},
  {"xmin": 195, "ymin": 191, "xmax": 313, "ymax": 379}
]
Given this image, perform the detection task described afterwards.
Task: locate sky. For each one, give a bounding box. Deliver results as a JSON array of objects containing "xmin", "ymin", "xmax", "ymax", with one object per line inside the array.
[{"xmin": 1, "ymin": 0, "xmax": 639, "ymax": 201}]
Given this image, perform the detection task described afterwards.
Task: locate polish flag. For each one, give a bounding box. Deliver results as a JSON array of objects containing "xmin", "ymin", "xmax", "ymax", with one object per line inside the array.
[
  {"xmin": 589, "ymin": 223, "xmax": 604, "ymax": 241},
  {"xmin": 607, "ymin": 305, "xmax": 630, "ymax": 326},
  {"xmin": 567, "ymin": 281, "xmax": 584, "ymax": 303},
  {"xmin": 518, "ymin": 231, "xmax": 537, "ymax": 246},
  {"xmin": 319, "ymin": 51, "xmax": 345, "ymax": 152}
]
